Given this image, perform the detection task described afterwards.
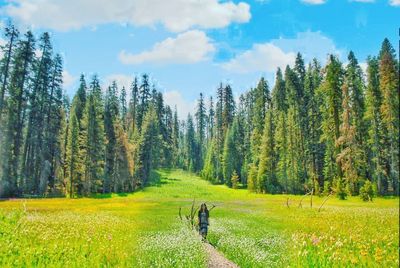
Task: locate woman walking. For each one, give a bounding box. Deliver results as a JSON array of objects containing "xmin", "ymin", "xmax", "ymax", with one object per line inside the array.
[{"xmin": 198, "ymin": 203, "xmax": 209, "ymax": 241}]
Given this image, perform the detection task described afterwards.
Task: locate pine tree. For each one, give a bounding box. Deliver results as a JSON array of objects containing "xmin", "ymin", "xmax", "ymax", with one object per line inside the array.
[
  {"xmin": 120, "ymin": 86, "xmax": 127, "ymax": 130},
  {"xmin": 22, "ymin": 32, "xmax": 54, "ymax": 194},
  {"xmin": 137, "ymin": 74, "xmax": 151, "ymax": 131},
  {"xmin": 365, "ymin": 56, "xmax": 386, "ymax": 194},
  {"xmin": 136, "ymin": 105, "xmax": 160, "ymax": 186},
  {"xmin": 67, "ymin": 112, "xmax": 80, "ymax": 197},
  {"xmin": 337, "ymin": 84, "xmax": 364, "ymax": 195},
  {"xmin": 320, "ymin": 55, "xmax": 344, "ymax": 183},
  {"xmin": 207, "ymin": 96, "xmax": 215, "ymax": 141},
  {"xmin": 336, "ymin": 51, "xmax": 367, "ymax": 194},
  {"xmin": 103, "ymin": 82, "xmax": 119, "ymax": 193},
  {"xmin": 129, "ymin": 76, "xmax": 139, "ymax": 137},
  {"xmin": 195, "ymin": 93, "xmax": 206, "ymax": 169},
  {"xmin": 223, "ymin": 118, "xmax": 241, "ymax": 186},
  {"xmin": 172, "ymin": 106, "xmax": 180, "ymax": 167},
  {"xmin": 0, "ymin": 31, "xmax": 35, "ymax": 197},
  {"xmin": 305, "ymin": 59, "xmax": 324, "ymax": 189},
  {"xmin": 250, "ymin": 78, "xmax": 270, "ymax": 178},
  {"xmin": 185, "ymin": 114, "xmax": 198, "ymax": 172},
  {"xmin": 0, "ymin": 22, "xmax": 19, "ymax": 119},
  {"xmin": 257, "ymin": 104, "xmax": 276, "ymax": 193},
  {"xmin": 222, "ymin": 84, "xmax": 235, "ymax": 133},
  {"xmin": 42, "ymin": 54, "xmax": 64, "ymax": 192},
  {"xmin": 378, "ymin": 39, "xmax": 399, "ymax": 194},
  {"xmin": 82, "ymin": 76, "xmax": 104, "ymax": 194}
]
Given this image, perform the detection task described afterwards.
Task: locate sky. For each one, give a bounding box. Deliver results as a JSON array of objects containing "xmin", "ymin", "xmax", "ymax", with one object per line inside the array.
[{"xmin": 0, "ymin": 0, "xmax": 398, "ymax": 118}]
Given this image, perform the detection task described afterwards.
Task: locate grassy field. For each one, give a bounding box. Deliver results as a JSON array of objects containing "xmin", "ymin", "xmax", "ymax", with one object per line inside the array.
[{"xmin": 0, "ymin": 169, "xmax": 398, "ymax": 267}]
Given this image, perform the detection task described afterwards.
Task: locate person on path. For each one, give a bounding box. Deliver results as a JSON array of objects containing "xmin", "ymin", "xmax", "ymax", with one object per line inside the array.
[{"xmin": 198, "ymin": 203, "xmax": 209, "ymax": 241}]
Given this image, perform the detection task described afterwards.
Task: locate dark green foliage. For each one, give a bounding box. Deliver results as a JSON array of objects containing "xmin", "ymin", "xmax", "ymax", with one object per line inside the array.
[
  {"xmin": 360, "ymin": 180, "xmax": 374, "ymax": 201},
  {"xmin": 136, "ymin": 105, "xmax": 160, "ymax": 186},
  {"xmin": 333, "ymin": 178, "xmax": 347, "ymax": 200}
]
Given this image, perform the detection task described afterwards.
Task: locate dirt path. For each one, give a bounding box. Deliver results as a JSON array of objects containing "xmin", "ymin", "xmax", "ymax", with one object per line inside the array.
[{"xmin": 204, "ymin": 242, "xmax": 239, "ymax": 268}]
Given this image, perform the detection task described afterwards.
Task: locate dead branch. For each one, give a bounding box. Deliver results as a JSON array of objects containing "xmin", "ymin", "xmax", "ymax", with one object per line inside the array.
[
  {"xmin": 208, "ymin": 204, "xmax": 216, "ymax": 212},
  {"xmin": 178, "ymin": 200, "xmax": 216, "ymax": 230},
  {"xmin": 318, "ymin": 192, "xmax": 332, "ymax": 212},
  {"xmin": 298, "ymin": 191, "xmax": 312, "ymax": 208}
]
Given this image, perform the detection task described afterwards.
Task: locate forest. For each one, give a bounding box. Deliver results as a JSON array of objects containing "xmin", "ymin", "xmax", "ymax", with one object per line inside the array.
[{"xmin": 0, "ymin": 23, "xmax": 398, "ymax": 199}]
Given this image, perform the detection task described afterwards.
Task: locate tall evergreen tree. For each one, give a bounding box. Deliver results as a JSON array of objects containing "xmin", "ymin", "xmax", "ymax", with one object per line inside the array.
[
  {"xmin": 0, "ymin": 30, "xmax": 34, "ymax": 197},
  {"xmin": 223, "ymin": 118, "xmax": 242, "ymax": 186},
  {"xmin": 129, "ymin": 76, "xmax": 139, "ymax": 137},
  {"xmin": 378, "ymin": 39, "xmax": 399, "ymax": 194},
  {"xmin": 136, "ymin": 105, "xmax": 160, "ymax": 186},
  {"xmin": 137, "ymin": 74, "xmax": 151, "ymax": 131},
  {"xmin": 320, "ymin": 55, "xmax": 344, "ymax": 183},
  {"xmin": 257, "ymin": 105, "xmax": 276, "ymax": 193},
  {"xmin": 103, "ymin": 82, "xmax": 119, "ymax": 193},
  {"xmin": 365, "ymin": 56, "xmax": 386, "ymax": 194},
  {"xmin": 195, "ymin": 93, "xmax": 206, "ymax": 169},
  {"xmin": 0, "ymin": 22, "xmax": 19, "ymax": 119}
]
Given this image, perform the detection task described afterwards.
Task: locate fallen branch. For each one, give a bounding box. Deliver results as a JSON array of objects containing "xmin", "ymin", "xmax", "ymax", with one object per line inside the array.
[
  {"xmin": 298, "ymin": 191, "xmax": 312, "ymax": 208},
  {"xmin": 318, "ymin": 192, "xmax": 332, "ymax": 212}
]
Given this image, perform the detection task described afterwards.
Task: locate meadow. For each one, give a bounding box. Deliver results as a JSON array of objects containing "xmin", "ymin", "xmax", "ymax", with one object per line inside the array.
[{"xmin": 0, "ymin": 169, "xmax": 398, "ymax": 267}]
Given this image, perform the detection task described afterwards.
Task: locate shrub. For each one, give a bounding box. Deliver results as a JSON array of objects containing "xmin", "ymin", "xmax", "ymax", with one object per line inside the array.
[
  {"xmin": 323, "ymin": 181, "xmax": 331, "ymax": 196},
  {"xmin": 333, "ymin": 178, "xmax": 347, "ymax": 200},
  {"xmin": 360, "ymin": 180, "xmax": 374, "ymax": 201},
  {"xmin": 231, "ymin": 170, "xmax": 239, "ymax": 189}
]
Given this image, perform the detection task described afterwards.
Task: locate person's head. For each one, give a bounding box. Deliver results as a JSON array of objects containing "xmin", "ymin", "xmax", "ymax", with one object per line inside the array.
[{"xmin": 200, "ymin": 203, "xmax": 208, "ymax": 212}]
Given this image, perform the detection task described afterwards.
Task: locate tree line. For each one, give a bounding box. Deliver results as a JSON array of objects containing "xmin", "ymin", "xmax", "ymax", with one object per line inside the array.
[
  {"xmin": 197, "ymin": 39, "xmax": 398, "ymax": 198},
  {"xmin": 0, "ymin": 23, "xmax": 398, "ymax": 198},
  {"xmin": 0, "ymin": 24, "xmax": 184, "ymax": 197}
]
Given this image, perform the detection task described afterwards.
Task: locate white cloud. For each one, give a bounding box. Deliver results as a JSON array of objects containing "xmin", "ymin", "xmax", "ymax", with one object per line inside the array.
[
  {"xmin": 163, "ymin": 90, "xmax": 196, "ymax": 119},
  {"xmin": 272, "ymin": 31, "xmax": 342, "ymax": 62},
  {"xmin": 301, "ymin": 0, "xmax": 326, "ymax": 4},
  {"xmin": 119, "ymin": 30, "xmax": 215, "ymax": 65},
  {"xmin": 62, "ymin": 70, "xmax": 77, "ymax": 88},
  {"xmin": 389, "ymin": 0, "xmax": 400, "ymax": 6},
  {"xmin": 0, "ymin": 38, "xmax": 6, "ymax": 58},
  {"xmin": 105, "ymin": 74, "xmax": 133, "ymax": 91},
  {"xmin": 221, "ymin": 43, "xmax": 296, "ymax": 73},
  {"xmin": 3, "ymin": 0, "xmax": 251, "ymax": 32},
  {"xmin": 359, "ymin": 62, "xmax": 368, "ymax": 75},
  {"xmin": 222, "ymin": 31, "xmax": 342, "ymax": 74}
]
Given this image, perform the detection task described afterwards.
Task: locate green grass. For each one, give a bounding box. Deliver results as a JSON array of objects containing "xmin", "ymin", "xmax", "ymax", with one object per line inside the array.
[{"xmin": 0, "ymin": 169, "xmax": 398, "ymax": 267}]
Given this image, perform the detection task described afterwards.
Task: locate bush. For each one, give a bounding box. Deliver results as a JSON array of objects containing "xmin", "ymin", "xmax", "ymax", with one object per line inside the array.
[
  {"xmin": 360, "ymin": 180, "xmax": 374, "ymax": 202},
  {"xmin": 323, "ymin": 181, "xmax": 331, "ymax": 196},
  {"xmin": 231, "ymin": 171, "xmax": 239, "ymax": 189},
  {"xmin": 333, "ymin": 178, "xmax": 347, "ymax": 200}
]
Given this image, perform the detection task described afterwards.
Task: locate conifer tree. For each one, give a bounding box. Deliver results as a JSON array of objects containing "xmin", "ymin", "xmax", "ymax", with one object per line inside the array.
[
  {"xmin": 378, "ymin": 39, "xmax": 399, "ymax": 194},
  {"xmin": 223, "ymin": 118, "xmax": 241, "ymax": 186},
  {"xmin": 0, "ymin": 30, "xmax": 34, "ymax": 196},
  {"xmin": 0, "ymin": 22, "xmax": 19, "ymax": 119},
  {"xmin": 365, "ymin": 56, "xmax": 386, "ymax": 194},
  {"xmin": 136, "ymin": 105, "xmax": 159, "ymax": 186},
  {"xmin": 195, "ymin": 93, "xmax": 206, "ymax": 169},
  {"xmin": 320, "ymin": 55, "xmax": 344, "ymax": 182}
]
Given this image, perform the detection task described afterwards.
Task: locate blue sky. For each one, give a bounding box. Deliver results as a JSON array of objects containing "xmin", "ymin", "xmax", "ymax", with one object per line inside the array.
[{"xmin": 0, "ymin": 0, "xmax": 398, "ymax": 117}]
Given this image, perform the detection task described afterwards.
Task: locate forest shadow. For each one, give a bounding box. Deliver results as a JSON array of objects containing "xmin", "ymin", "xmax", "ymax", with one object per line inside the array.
[
  {"xmin": 147, "ymin": 170, "xmax": 181, "ymax": 188},
  {"xmin": 89, "ymin": 192, "xmax": 129, "ymax": 199}
]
